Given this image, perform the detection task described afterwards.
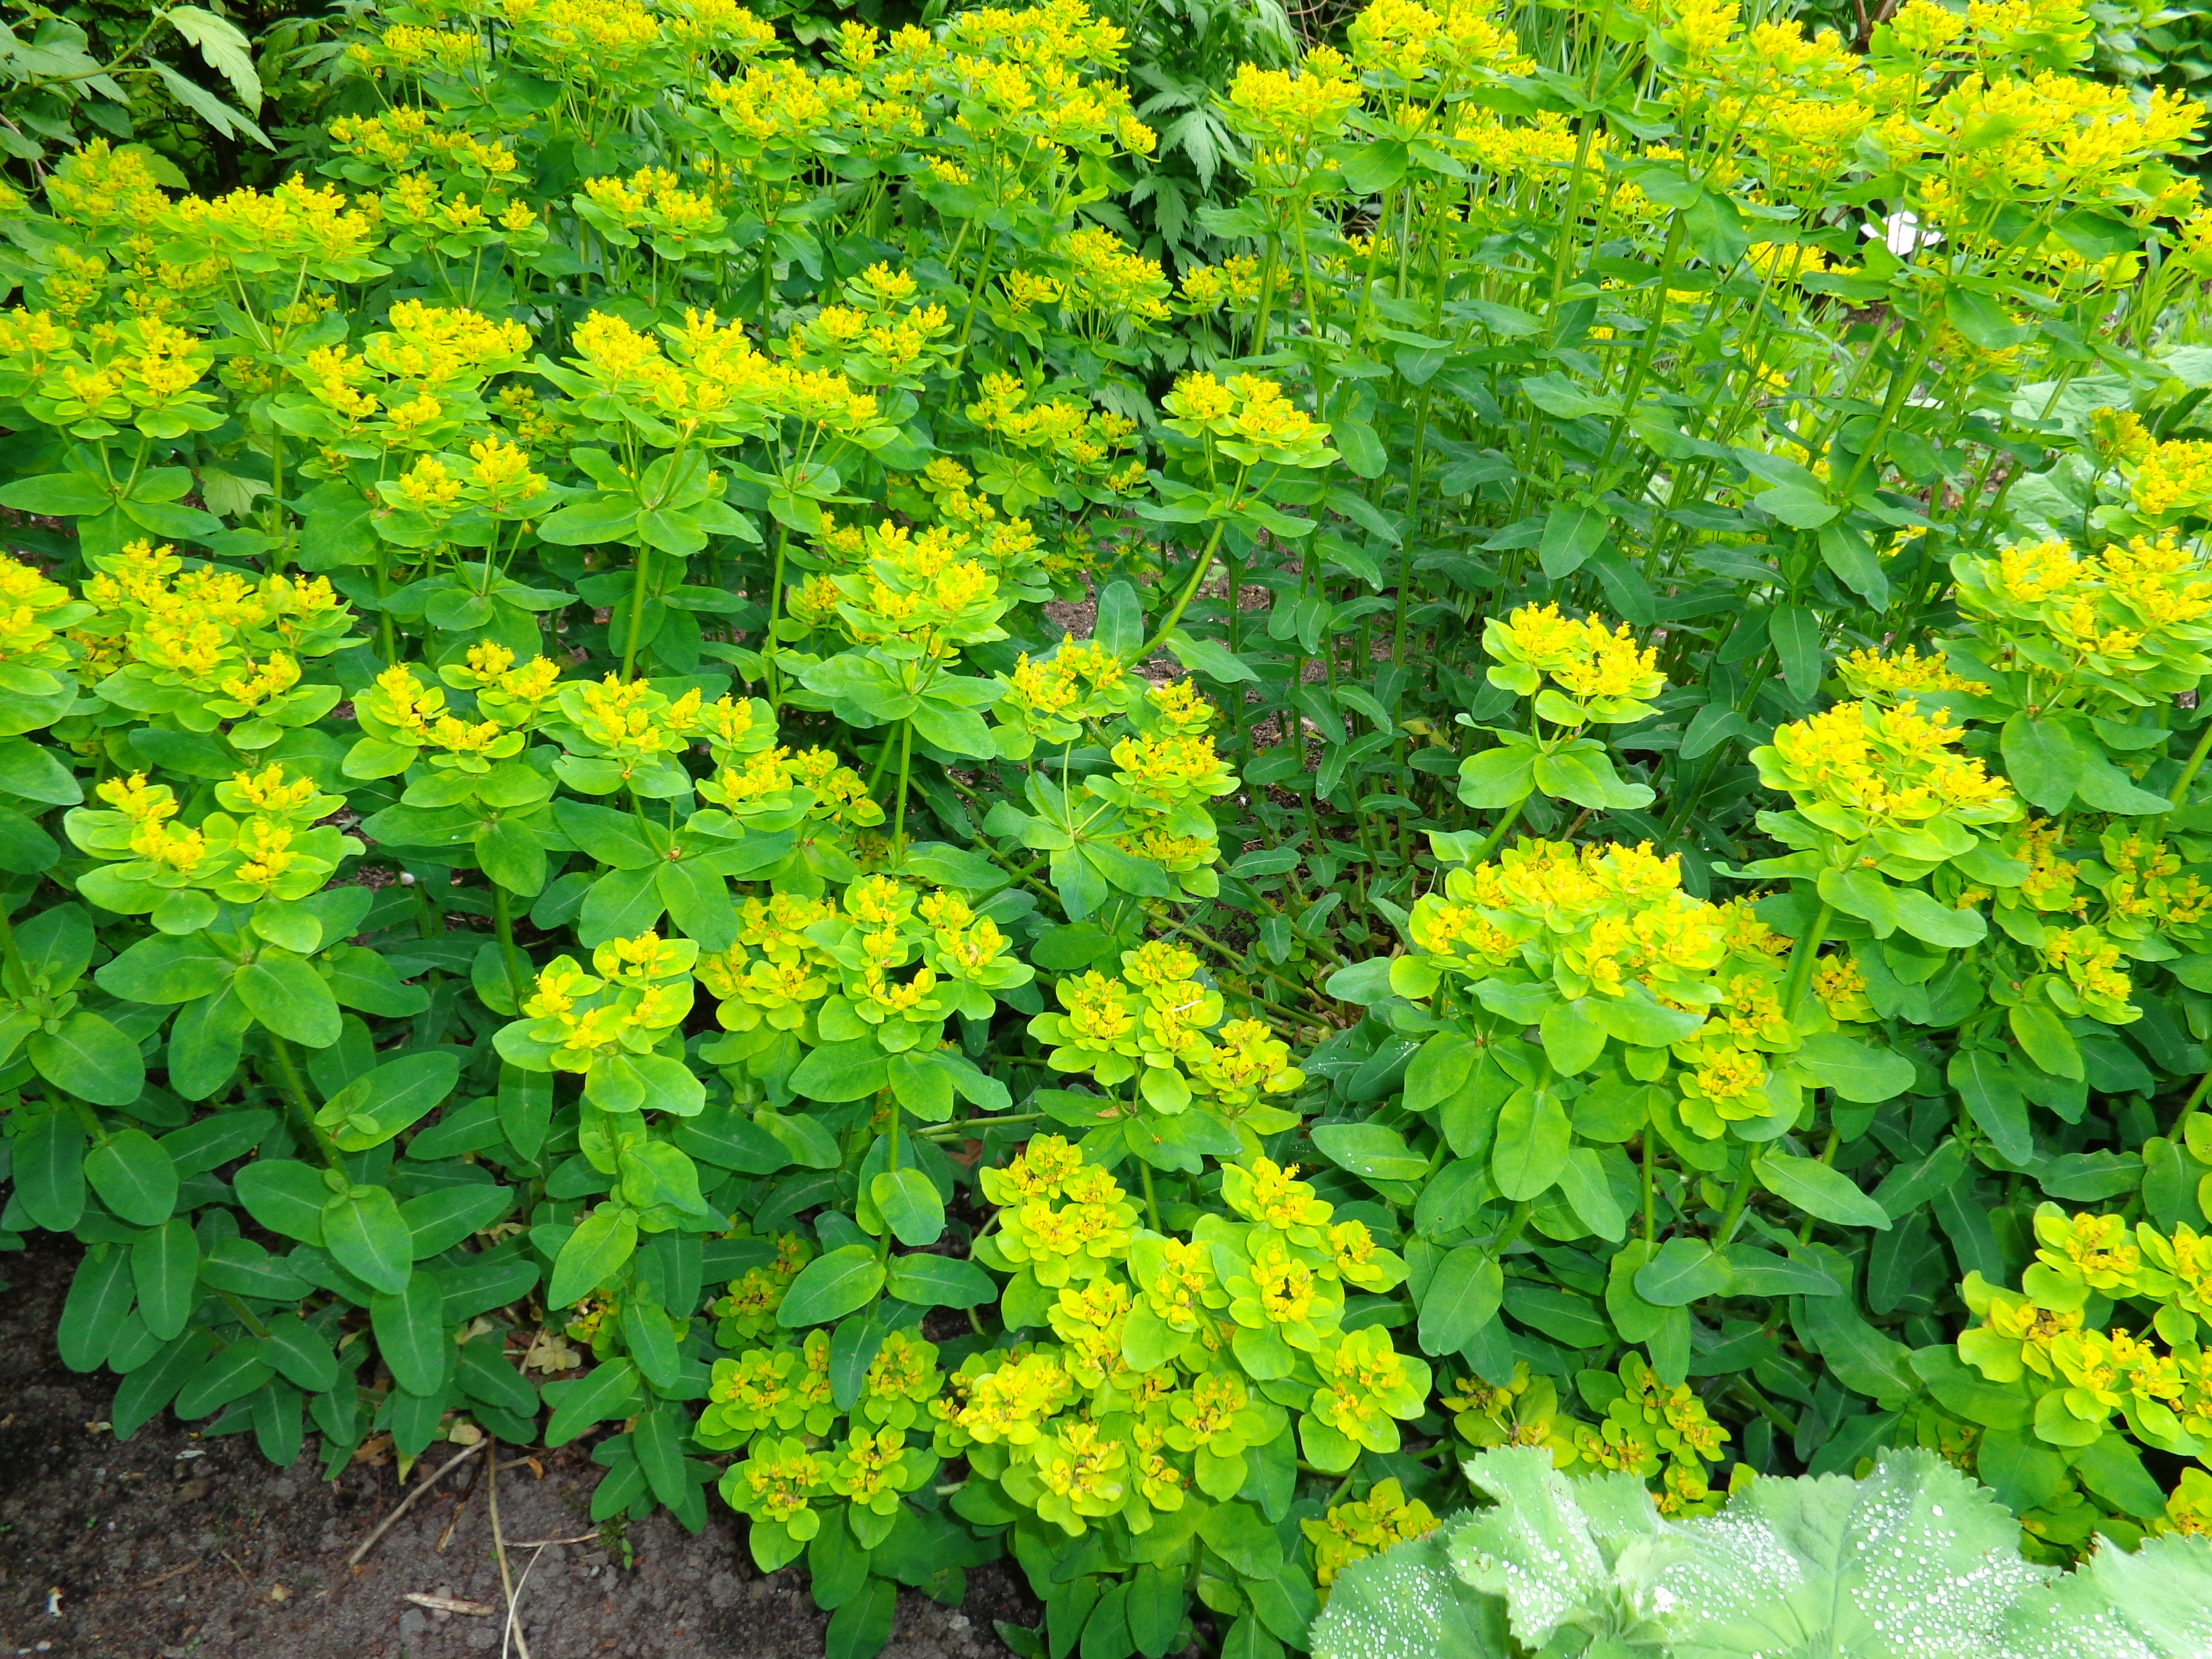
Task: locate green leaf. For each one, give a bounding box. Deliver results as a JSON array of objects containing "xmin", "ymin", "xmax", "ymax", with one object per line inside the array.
[
  {"xmin": 2008, "ymin": 1003, "xmax": 2083, "ymax": 1082},
  {"xmin": 1457, "ymin": 745, "xmax": 1538, "ymax": 810},
  {"xmin": 1333, "ymin": 419, "xmax": 1388, "ymax": 480},
  {"xmin": 158, "ymin": 1109, "xmax": 274, "ymax": 1178},
  {"xmin": 1757, "ymin": 484, "xmax": 1838, "ymax": 530},
  {"xmin": 778, "ymin": 1245, "xmax": 887, "ymax": 1328},
  {"xmin": 373, "ymin": 1274, "xmax": 450, "ymax": 1396},
  {"xmin": 1310, "ymin": 1121, "xmax": 1429, "ymax": 1182},
  {"xmin": 1634, "ymin": 1237, "xmax": 1732, "ymax": 1305},
  {"xmin": 1577, "ymin": 991, "xmax": 1702, "ymax": 1048},
  {"xmin": 1127, "ymin": 1563, "xmax": 1188, "ymax": 1659},
  {"xmin": 1555, "ymin": 1148, "xmax": 1627, "ymax": 1242},
  {"xmin": 1199, "ymin": 1501, "xmax": 1284, "ymax": 1579},
  {"xmin": 826, "ymin": 1576, "xmax": 898, "ymax": 1659},
  {"xmin": 316, "ymin": 1050, "xmax": 461, "ymax": 1152},
  {"xmin": 175, "ymin": 1337, "xmax": 274, "ymax": 1419},
  {"xmin": 1309, "ymin": 1527, "xmax": 1513, "ymax": 1659},
  {"xmin": 549, "ymin": 1204, "xmax": 638, "ymax": 1306},
  {"xmin": 1792, "ymin": 1032, "xmax": 1915, "ymax": 1104},
  {"xmin": 323, "ymin": 946, "xmax": 430, "ymax": 1017},
  {"xmin": 399, "ymin": 1184, "xmax": 514, "ymax": 1258},
  {"xmin": 59, "ymin": 1245, "xmax": 136, "ymax": 1373},
  {"xmin": 633, "ymin": 1401, "xmax": 692, "ymax": 1506},
  {"xmin": 321, "ymin": 1185, "xmax": 414, "ymax": 1295},
  {"xmin": 1325, "ymin": 958, "xmax": 1396, "ymax": 1004},
  {"xmin": 790, "ymin": 1039, "xmax": 889, "ymax": 1103},
  {"xmin": 1339, "ymin": 138, "xmax": 1408, "ymax": 193},
  {"xmin": 1491, "ymin": 1086, "xmax": 1571, "ymax": 1202},
  {"xmin": 1817, "ymin": 523, "xmax": 1888, "ymax": 608},
  {"xmin": 456, "ymin": 1334, "xmax": 536, "ymax": 1417},
  {"xmin": 232, "ymin": 1159, "xmax": 330, "ymax": 1245},
  {"xmin": 1448, "ymin": 1448, "xmax": 1650, "ymax": 1650},
  {"xmin": 623, "ymin": 1298, "xmax": 683, "ymax": 1391},
  {"xmin": 1417, "ymin": 1246, "xmax": 1503, "ymax": 1357},
  {"xmin": 477, "ymin": 819, "xmax": 549, "ymax": 897},
  {"xmin": 885, "ymin": 1051, "xmax": 956, "ymax": 1123},
  {"xmin": 149, "ymin": 60, "xmax": 270, "ymax": 150},
  {"xmin": 237, "ymin": 950, "xmax": 342, "ymax": 1047},
  {"xmin": 12, "ymin": 902, "xmax": 93, "ymax": 989},
  {"xmin": 620, "ymin": 1140, "xmax": 710, "ymax": 1217},
  {"xmin": 1818, "ymin": 867, "xmax": 1901, "ymax": 937},
  {"xmin": 2004, "ymin": 1527, "xmax": 2212, "ymax": 1657},
  {"xmin": 166, "ymin": 5, "xmax": 263, "ymax": 107},
  {"xmin": 1756, "ymin": 1152, "xmax": 1891, "ymax": 1230},
  {"xmin": 1909, "ymin": 1346, "xmax": 2032, "ymax": 1431},
  {"xmin": 28, "ymin": 1011, "xmax": 145, "ymax": 1106},
  {"xmin": 1768, "ymin": 605, "xmax": 1823, "ymax": 699},
  {"xmin": 264, "ymin": 1313, "xmax": 339, "ymax": 1393},
  {"xmin": 1539, "ymin": 1000, "xmax": 1606, "ymax": 1075},
  {"xmin": 1667, "ymin": 1450, "xmax": 2039, "ymax": 1653},
  {"xmin": 1094, "ymin": 579, "xmax": 1144, "ymax": 658},
  {"xmin": 2001, "ymin": 715, "xmax": 2083, "ymax": 815},
  {"xmin": 886, "ymin": 1254, "xmax": 997, "ymax": 1308},
  {"xmin": 12, "ymin": 1112, "xmax": 85, "ymax": 1231},
  {"xmin": 1891, "ymin": 888, "xmax": 1986, "ymax": 949},
  {"xmin": 871, "ymin": 1167, "xmax": 946, "ymax": 1247},
  {"xmin": 543, "ymin": 1358, "xmax": 642, "ymax": 1447},
  {"xmin": 97, "ymin": 933, "xmax": 235, "ymax": 1004},
  {"xmin": 1164, "ymin": 628, "xmax": 1260, "ymax": 684},
  {"xmin": 1538, "ymin": 503, "xmax": 1610, "ymax": 579},
  {"xmin": 1530, "ymin": 746, "xmax": 1652, "ymax": 810},
  {"xmin": 84, "ymin": 1128, "xmax": 177, "ymax": 1226},
  {"xmin": 0, "ymin": 472, "xmax": 113, "ymax": 515},
  {"xmin": 1949, "ymin": 1050, "xmax": 2032, "ymax": 1164},
  {"xmin": 658, "ymin": 857, "xmax": 734, "ymax": 951},
  {"xmin": 0, "ymin": 737, "xmax": 81, "ymax": 805}
]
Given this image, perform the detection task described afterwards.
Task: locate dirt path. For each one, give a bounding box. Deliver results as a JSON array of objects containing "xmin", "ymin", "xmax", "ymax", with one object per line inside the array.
[{"xmin": 0, "ymin": 1237, "xmax": 1033, "ymax": 1659}]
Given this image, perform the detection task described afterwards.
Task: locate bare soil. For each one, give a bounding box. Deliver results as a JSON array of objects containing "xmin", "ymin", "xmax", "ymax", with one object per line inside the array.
[{"xmin": 0, "ymin": 1236, "xmax": 1034, "ymax": 1659}]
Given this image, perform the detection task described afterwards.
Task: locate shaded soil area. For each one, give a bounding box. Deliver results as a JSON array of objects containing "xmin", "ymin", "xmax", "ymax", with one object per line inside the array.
[{"xmin": 0, "ymin": 1236, "xmax": 1033, "ymax": 1659}]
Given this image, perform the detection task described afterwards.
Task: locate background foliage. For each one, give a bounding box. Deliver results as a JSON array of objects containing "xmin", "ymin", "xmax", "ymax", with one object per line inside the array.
[{"xmin": 10, "ymin": 0, "xmax": 2212, "ymax": 1655}]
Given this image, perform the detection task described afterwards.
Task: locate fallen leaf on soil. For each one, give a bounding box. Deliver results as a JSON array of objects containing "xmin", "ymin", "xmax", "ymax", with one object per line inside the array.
[{"xmin": 403, "ymin": 1592, "xmax": 497, "ymax": 1616}]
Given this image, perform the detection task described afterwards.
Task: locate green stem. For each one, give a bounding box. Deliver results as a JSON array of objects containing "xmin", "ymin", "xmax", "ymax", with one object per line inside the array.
[
  {"xmin": 221, "ymin": 1290, "xmax": 272, "ymax": 1340},
  {"xmin": 1139, "ymin": 1159, "xmax": 1161, "ymax": 1234},
  {"xmin": 891, "ymin": 719, "xmax": 914, "ymax": 855},
  {"xmin": 879, "ymin": 1103, "xmax": 901, "ymax": 1263},
  {"xmin": 375, "ymin": 548, "xmax": 397, "ymax": 668},
  {"xmin": 1715, "ymin": 1145, "xmax": 1761, "ymax": 1244},
  {"xmin": 1796, "ymin": 1130, "xmax": 1839, "ymax": 1245},
  {"xmin": 1467, "ymin": 791, "xmax": 1531, "ymax": 867},
  {"xmin": 2166, "ymin": 717, "xmax": 2212, "ymax": 810},
  {"xmin": 268, "ymin": 1035, "xmax": 345, "ymax": 1174},
  {"xmin": 2173, "ymin": 1067, "xmax": 2212, "ymax": 1135},
  {"xmin": 492, "ymin": 884, "xmax": 527, "ymax": 1011},
  {"xmin": 765, "ymin": 523, "xmax": 791, "ymax": 709},
  {"xmin": 1493, "ymin": 1199, "xmax": 1534, "ymax": 1255},
  {"xmin": 1641, "ymin": 1113, "xmax": 1659, "ymax": 1244},
  {"xmin": 1779, "ymin": 900, "xmax": 1833, "ymax": 1018},
  {"xmin": 620, "ymin": 543, "xmax": 652, "ymax": 680},
  {"xmin": 1134, "ymin": 517, "xmax": 1231, "ymax": 664},
  {"xmin": 916, "ymin": 1112, "xmax": 1041, "ymax": 1142}
]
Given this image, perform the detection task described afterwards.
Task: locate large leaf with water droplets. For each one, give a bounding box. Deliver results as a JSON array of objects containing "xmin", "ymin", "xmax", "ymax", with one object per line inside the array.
[
  {"xmin": 1444, "ymin": 1448, "xmax": 1669, "ymax": 1652},
  {"xmin": 1656, "ymin": 1450, "xmax": 2050, "ymax": 1659},
  {"xmin": 1315, "ymin": 1448, "xmax": 2082, "ymax": 1659},
  {"xmin": 1308, "ymin": 1525, "xmax": 1512, "ymax": 1659},
  {"xmin": 1999, "ymin": 1528, "xmax": 2212, "ymax": 1659}
]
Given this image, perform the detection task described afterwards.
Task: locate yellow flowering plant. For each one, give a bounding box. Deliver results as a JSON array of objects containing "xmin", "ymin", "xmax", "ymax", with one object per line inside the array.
[{"xmin": 16, "ymin": 0, "xmax": 2212, "ymax": 1650}]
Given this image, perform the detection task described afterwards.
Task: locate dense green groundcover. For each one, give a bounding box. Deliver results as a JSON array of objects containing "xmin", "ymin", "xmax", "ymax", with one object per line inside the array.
[{"xmin": 10, "ymin": 0, "xmax": 2212, "ymax": 1654}]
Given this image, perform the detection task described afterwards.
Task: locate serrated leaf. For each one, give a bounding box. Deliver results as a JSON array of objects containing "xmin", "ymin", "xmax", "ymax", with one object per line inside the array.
[
  {"xmin": 1658, "ymin": 1451, "xmax": 2048, "ymax": 1656},
  {"xmin": 1309, "ymin": 1528, "xmax": 1514, "ymax": 1659}
]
